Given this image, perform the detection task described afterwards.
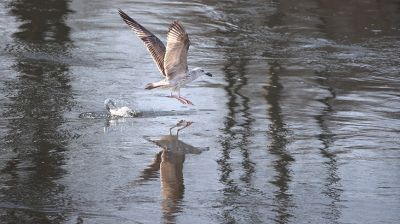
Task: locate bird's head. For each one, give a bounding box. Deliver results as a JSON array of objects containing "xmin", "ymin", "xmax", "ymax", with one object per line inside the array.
[
  {"xmin": 104, "ymin": 99, "xmax": 117, "ymax": 112},
  {"xmin": 191, "ymin": 67, "xmax": 213, "ymax": 78}
]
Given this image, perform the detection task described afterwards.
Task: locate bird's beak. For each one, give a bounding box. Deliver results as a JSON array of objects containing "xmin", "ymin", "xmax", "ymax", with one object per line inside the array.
[{"xmin": 205, "ymin": 72, "xmax": 213, "ymax": 77}]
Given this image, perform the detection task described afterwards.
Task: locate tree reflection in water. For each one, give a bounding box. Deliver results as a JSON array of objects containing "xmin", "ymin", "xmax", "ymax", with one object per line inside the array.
[{"xmin": 1, "ymin": 0, "xmax": 74, "ymax": 223}]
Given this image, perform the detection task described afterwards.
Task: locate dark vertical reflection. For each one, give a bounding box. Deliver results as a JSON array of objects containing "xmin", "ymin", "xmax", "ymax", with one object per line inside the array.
[
  {"xmin": 214, "ymin": 15, "xmax": 257, "ymax": 224},
  {"xmin": 218, "ymin": 55, "xmax": 255, "ymax": 190},
  {"xmin": 262, "ymin": 1, "xmax": 296, "ymax": 222},
  {"xmin": 0, "ymin": 0, "xmax": 73, "ymax": 223},
  {"xmin": 314, "ymin": 71, "xmax": 343, "ymax": 223},
  {"xmin": 217, "ymin": 55, "xmax": 255, "ymax": 222},
  {"xmin": 9, "ymin": 0, "xmax": 72, "ymax": 44},
  {"xmin": 263, "ymin": 63, "xmax": 294, "ymax": 224}
]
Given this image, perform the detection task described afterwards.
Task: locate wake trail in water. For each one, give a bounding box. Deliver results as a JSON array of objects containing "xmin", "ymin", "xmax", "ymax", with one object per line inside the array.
[
  {"xmin": 79, "ymin": 98, "xmax": 139, "ymax": 119},
  {"xmin": 78, "ymin": 98, "xmax": 198, "ymax": 119}
]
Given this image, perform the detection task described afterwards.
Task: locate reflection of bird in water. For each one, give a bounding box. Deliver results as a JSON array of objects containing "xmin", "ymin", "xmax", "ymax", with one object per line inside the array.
[
  {"xmin": 133, "ymin": 120, "xmax": 208, "ymax": 223},
  {"xmin": 169, "ymin": 119, "xmax": 193, "ymax": 135},
  {"xmin": 154, "ymin": 134, "xmax": 186, "ymax": 219},
  {"xmin": 118, "ymin": 9, "xmax": 213, "ymax": 105}
]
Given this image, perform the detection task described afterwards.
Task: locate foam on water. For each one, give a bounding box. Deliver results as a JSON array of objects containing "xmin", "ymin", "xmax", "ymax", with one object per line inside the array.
[
  {"xmin": 109, "ymin": 106, "xmax": 136, "ymax": 118},
  {"xmin": 78, "ymin": 99, "xmax": 138, "ymax": 119},
  {"xmin": 105, "ymin": 98, "xmax": 138, "ymax": 118}
]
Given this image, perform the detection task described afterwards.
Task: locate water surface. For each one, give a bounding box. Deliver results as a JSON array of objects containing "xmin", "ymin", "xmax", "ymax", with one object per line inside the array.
[{"xmin": 0, "ymin": 0, "xmax": 399, "ymax": 223}]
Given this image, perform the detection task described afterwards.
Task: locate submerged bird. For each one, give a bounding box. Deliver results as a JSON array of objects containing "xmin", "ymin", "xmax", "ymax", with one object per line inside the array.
[
  {"xmin": 104, "ymin": 98, "xmax": 137, "ymax": 117},
  {"xmin": 118, "ymin": 9, "xmax": 212, "ymax": 105}
]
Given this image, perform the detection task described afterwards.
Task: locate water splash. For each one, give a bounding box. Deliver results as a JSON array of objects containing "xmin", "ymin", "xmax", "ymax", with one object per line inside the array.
[
  {"xmin": 79, "ymin": 99, "xmax": 138, "ymax": 119},
  {"xmin": 105, "ymin": 98, "xmax": 137, "ymax": 118}
]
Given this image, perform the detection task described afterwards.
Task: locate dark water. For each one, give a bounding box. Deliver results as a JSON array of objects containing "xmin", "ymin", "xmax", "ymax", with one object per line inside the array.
[{"xmin": 0, "ymin": 0, "xmax": 399, "ymax": 223}]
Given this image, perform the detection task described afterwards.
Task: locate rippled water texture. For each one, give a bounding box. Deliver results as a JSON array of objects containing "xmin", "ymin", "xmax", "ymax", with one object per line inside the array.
[{"xmin": 0, "ymin": 0, "xmax": 399, "ymax": 223}]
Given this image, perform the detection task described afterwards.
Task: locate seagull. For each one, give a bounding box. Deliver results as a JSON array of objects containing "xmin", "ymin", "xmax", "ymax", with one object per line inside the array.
[
  {"xmin": 118, "ymin": 9, "xmax": 212, "ymax": 105},
  {"xmin": 104, "ymin": 98, "xmax": 137, "ymax": 117}
]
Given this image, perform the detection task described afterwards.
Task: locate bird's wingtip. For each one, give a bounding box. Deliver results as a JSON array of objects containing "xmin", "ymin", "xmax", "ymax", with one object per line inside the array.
[{"xmin": 117, "ymin": 8, "xmax": 126, "ymax": 15}]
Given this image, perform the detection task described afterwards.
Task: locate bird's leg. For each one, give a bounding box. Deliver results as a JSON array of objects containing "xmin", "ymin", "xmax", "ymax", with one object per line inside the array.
[
  {"xmin": 176, "ymin": 89, "xmax": 186, "ymax": 104},
  {"xmin": 168, "ymin": 95, "xmax": 187, "ymax": 104},
  {"xmin": 176, "ymin": 121, "xmax": 193, "ymax": 136},
  {"xmin": 176, "ymin": 89, "xmax": 194, "ymax": 105},
  {"xmin": 169, "ymin": 124, "xmax": 177, "ymax": 135},
  {"xmin": 166, "ymin": 91, "xmax": 174, "ymax": 98},
  {"xmin": 166, "ymin": 91, "xmax": 181, "ymax": 102},
  {"xmin": 177, "ymin": 96, "xmax": 193, "ymax": 105},
  {"xmin": 166, "ymin": 90, "xmax": 193, "ymax": 105},
  {"xmin": 171, "ymin": 120, "xmax": 183, "ymax": 135}
]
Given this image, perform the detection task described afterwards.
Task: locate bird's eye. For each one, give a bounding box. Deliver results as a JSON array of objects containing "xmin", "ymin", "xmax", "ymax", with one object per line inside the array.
[{"xmin": 201, "ymin": 69, "xmax": 204, "ymax": 72}]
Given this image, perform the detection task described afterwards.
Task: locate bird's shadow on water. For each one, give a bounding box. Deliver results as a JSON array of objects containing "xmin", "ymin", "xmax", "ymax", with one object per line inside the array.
[{"xmin": 125, "ymin": 120, "xmax": 209, "ymax": 223}]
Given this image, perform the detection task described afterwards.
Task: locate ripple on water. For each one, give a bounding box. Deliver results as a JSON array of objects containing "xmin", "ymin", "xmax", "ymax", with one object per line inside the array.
[{"xmin": 1, "ymin": 0, "xmax": 400, "ymax": 223}]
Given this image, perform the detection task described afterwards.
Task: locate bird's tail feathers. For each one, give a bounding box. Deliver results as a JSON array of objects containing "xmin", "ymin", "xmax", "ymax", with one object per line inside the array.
[{"xmin": 145, "ymin": 83, "xmax": 162, "ymax": 90}]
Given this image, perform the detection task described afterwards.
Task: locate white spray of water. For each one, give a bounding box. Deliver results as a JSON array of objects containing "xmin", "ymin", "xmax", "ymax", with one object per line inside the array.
[
  {"xmin": 109, "ymin": 106, "xmax": 136, "ymax": 117},
  {"xmin": 104, "ymin": 98, "xmax": 137, "ymax": 118}
]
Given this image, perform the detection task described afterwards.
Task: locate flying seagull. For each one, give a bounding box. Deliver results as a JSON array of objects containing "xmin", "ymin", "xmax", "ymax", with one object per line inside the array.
[{"xmin": 118, "ymin": 9, "xmax": 212, "ymax": 105}]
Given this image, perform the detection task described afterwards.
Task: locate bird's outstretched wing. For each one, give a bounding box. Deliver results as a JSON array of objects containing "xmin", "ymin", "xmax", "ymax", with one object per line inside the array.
[
  {"xmin": 118, "ymin": 9, "xmax": 166, "ymax": 77},
  {"xmin": 164, "ymin": 21, "xmax": 190, "ymax": 80}
]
